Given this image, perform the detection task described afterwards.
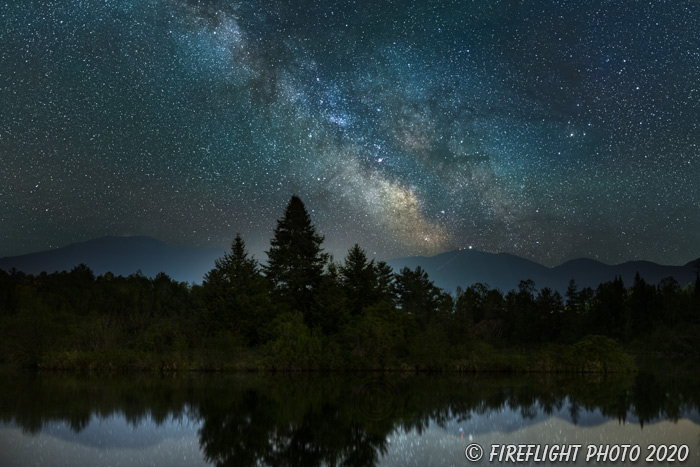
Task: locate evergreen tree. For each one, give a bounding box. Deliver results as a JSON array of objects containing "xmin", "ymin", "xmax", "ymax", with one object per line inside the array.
[
  {"xmin": 629, "ymin": 272, "xmax": 657, "ymax": 337},
  {"xmin": 202, "ymin": 234, "xmax": 269, "ymax": 344},
  {"xmin": 456, "ymin": 283, "xmax": 490, "ymax": 324},
  {"xmin": 313, "ymin": 259, "xmax": 349, "ymax": 334},
  {"xmin": 264, "ymin": 195, "xmax": 327, "ymax": 323},
  {"xmin": 590, "ymin": 276, "xmax": 626, "ymax": 339},
  {"xmin": 536, "ymin": 287, "xmax": 563, "ymax": 342},
  {"xmin": 340, "ymin": 244, "xmax": 377, "ymax": 316},
  {"xmin": 658, "ymin": 277, "xmax": 681, "ymax": 327},
  {"xmin": 374, "ymin": 261, "xmax": 396, "ymax": 304},
  {"xmin": 507, "ymin": 279, "xmax": 539, "ymax": 343},
  {"xmin": 565, "ymin": 279, "xmax": 579, "ymax": 310},
  {"xmin": 393, "ymin": 266, "xmax": 444, "ymax": 331}
]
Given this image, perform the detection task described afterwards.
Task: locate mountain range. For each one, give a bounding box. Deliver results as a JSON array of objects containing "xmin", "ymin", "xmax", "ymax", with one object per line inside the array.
[
  {"xmin": 0, "ymin": 236, "xmax": 224, "ymax": 284},
  {"xmin": 1, "ymin": 236, "xmax": 697, "ymax": 293},
  {"xmin": 387, "ymin": 249, "xmax": 699, "ymax": 294}
]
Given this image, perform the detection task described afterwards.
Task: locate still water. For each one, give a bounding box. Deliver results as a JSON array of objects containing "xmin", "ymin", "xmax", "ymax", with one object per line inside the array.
[{"xmin": 1, "ymin": 369, "xmax": 698, "ymax": 466}]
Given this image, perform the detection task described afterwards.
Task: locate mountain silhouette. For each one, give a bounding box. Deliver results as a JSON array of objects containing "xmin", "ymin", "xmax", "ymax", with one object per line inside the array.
[
  {"xmin": 0, "ymin": 236, "xmax": 224, "ymax": 284},
  {"xmin": 388, "ymin": 249, "xmax": 699, "ymax": 294},
  {"xmin": 3, "ymin": 239, "xmax": 698, "ymax": 292}
]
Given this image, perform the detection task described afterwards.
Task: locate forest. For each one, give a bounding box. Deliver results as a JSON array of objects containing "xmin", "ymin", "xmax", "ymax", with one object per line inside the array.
[{"xmin": 1, "ymin": 196, "xmax": 699, "ymax": 372}]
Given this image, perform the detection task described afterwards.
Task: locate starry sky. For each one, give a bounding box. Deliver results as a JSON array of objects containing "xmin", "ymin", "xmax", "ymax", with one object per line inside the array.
[{"xmin": 2, "ymin": 0, "xmax": 699, "ymax": 266}]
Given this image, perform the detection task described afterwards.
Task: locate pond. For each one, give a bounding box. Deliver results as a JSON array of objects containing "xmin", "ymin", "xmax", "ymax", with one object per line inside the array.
[{"xmin": 0, "ymin": 368, "xmax": 698, "ymax": 466}]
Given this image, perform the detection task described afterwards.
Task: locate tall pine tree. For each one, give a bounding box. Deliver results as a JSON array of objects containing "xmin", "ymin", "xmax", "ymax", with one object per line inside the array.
[
  {"xmin": 265, "ymin": 195, "xmax": 326, "ymax": 322},
  {"xmin": 202, "ymin": 234, "xmax": 269, "ymax": 344},
  {"xmin": 340, "ymin": 244, "xmax": 377, "ymax": 316},
  {"xmin": 393, "ymin": 266, "xmax": 445, "ymax": 331}
]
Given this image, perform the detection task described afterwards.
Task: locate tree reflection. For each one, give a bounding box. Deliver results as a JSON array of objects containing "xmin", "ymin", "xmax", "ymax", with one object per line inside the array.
[
  {"xmin": 197, "ymin": 379, "xmax": 391, "ymax": 466},
  {"xmin": 1, "ymin": 368, "xmax": 699, "ymax": 466}
]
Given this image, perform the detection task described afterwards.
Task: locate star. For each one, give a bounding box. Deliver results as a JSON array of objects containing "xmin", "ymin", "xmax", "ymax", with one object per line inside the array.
[{"xmin": 0, "ymin": 0, "xmax": 698, "ymax": 267}]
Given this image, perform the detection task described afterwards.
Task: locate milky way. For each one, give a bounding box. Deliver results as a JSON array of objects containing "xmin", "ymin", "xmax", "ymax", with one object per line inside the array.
[{"xmin": 1, "ymin": 0, "xmax": 699, "ymax": 266}]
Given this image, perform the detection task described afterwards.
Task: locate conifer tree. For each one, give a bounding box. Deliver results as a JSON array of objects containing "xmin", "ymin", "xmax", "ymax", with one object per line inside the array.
[
  {"xmin": 374, "ymin": 260, "xmax": 396, "ymax": 304},
  {"xmin": 566, "ymin": 279, "xmax": 579, "ymax": 310},
  {"xmin": 202, "ymin": 234, "xmax": 269, "ymax": 344},
  {"xmin": 313, "ymin": 259, "xmax": 349, "ymax": 334},
  {"xmin": 340, "ymin": 244, "xmax": 376, "ymax": 316},
  {"xmin": 393, "ymin": 266, "xmax": 443, "ymax": 331},
  {"xmin": 265, "ymin": 195, "xmax": 326, "ymax": 321}
]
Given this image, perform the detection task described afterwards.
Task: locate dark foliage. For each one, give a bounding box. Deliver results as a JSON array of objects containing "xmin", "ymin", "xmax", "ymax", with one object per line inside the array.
[
  {"xmin": 264, "ymin": 195, "xmax": 326, "ymax": 324},
  {"xmin": 1, "ymin": 196, "xmax": 698, "ymax": 371},
  {"xmin": 201, "ymin": 234, "xmax": 271, "ymax": 345}
]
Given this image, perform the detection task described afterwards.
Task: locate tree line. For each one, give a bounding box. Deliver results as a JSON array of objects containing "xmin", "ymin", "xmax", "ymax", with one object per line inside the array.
[{"xmin": 0, "ymin": 195, "xmax": 698, "ymax": 371}]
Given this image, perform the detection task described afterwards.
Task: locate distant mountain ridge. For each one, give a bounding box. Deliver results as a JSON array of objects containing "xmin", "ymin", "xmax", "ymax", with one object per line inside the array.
[
  {"xmin": 1, "ymin": 237, "xmax": 698, "ymax": 293},
  {"xmin": 388, "ymin": 249, "xmax": 699, "ymax": 295},
  {"xmin": 0, "ymin": 236, "xmax": 224, "ymax": 284}
]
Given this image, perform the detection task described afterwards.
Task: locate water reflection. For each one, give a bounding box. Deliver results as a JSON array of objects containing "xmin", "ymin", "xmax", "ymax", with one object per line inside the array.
[{"xmin": 0, "ymin": 369, "xmax": 699, "ymax": 466}]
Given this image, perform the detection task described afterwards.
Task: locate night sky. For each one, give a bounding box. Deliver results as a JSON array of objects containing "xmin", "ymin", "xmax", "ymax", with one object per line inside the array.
[{"xmin": 2, "ymin": 0, "xmax": 699, "ymax": 266}]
